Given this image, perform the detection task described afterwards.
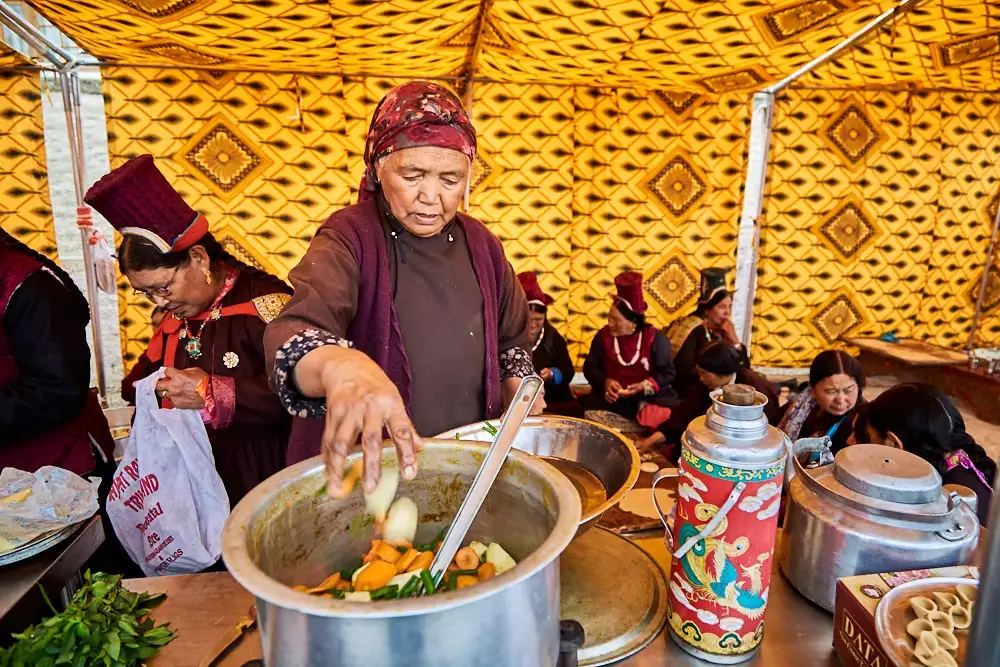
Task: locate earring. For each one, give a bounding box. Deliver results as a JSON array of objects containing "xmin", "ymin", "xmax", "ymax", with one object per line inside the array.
[{"xmin": 204, "ymin": 270, "xmax": 212, "ymax": 285}]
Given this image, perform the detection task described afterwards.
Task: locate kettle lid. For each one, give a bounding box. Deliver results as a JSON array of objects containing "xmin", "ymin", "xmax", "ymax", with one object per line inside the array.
[{"xmin": 834, "ymin": 445, "xmax": 941, "ymax": 504}]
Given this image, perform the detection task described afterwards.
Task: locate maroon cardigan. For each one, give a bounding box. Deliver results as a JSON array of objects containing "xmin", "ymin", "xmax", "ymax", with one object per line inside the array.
[{"xmin": 285, "ymin": 199, "xmax": 508, "ymax": 464}]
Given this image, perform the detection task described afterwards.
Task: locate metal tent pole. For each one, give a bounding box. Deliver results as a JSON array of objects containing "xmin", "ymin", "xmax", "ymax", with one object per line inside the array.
[
  {"xmin": 732, "ymin": 0, "xmax": 920, "ymax": 348},
  {"xmin": 967, "ymin": 194, "xmax": 1000, "ymax": 351},
  {"xmin": 0, "ymin": 1, "xmax": 107, "ymax": 400},
  {"xmin": 964, "ymin": 488, "xmax": 1000, "ymax": 665}
]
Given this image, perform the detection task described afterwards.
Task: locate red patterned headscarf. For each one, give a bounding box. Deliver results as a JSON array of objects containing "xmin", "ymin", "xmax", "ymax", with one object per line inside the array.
[{"xmin": 359, "ymin": 81, "xmax": 477, "ymax": 203}]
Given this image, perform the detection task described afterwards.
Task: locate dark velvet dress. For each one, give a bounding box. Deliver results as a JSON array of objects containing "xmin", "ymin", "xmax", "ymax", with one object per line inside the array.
[
  {"xmin": 672, "ymin": 323, "xmax": 749, "ymax": 398},
  {"xmin": 655, "ymin": 368, "xmax": 781, "ymax": 461},
  {"xmin": 122, "ymin": 270, "xmax": 292, "ymax": 504},
  {"xmin": 530, "ymin": 321, "xmax": 582, "ymax": 417}
]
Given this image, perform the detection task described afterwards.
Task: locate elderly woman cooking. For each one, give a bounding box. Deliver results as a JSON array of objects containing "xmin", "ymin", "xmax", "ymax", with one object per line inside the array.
[
  {"xmin": 85, "ymin": 155, "xmax": 293, "ymax": 504},
  {"xmin": 265, "ymin": 81, "xmax": 537, "ymax": 495}
]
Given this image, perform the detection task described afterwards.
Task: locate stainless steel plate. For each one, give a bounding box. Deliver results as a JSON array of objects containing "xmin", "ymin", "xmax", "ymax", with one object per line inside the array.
[
  {"xmin": 874, "ymin": 576, "xmax": 978, "ymax": 667},
  {"xmin": 441, "ymin": 417, "xmax": 640, "ymax": 533},
  {"xmin": 0, "ymin": 523, "xmax": 83, "ymax": 567},
  {"xmin": 560, "ymin": 527, "xmax": 668, "ymax": 666}
]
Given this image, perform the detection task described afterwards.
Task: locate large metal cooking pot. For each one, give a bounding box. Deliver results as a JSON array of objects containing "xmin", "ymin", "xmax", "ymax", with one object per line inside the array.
[
  {"xmin": 780, "ymin": 444, "xmax": 979, "ymax": 612},
  {"xmin": 439, "ymin": 417, "xmax": 639, "ymax": 534},
  {"xmin": 222, "ymin": 441, "xmax": 581, "ymax": 667}
]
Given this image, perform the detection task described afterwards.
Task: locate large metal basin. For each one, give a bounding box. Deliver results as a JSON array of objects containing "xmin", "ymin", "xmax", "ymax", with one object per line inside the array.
[
  {"xmin": 439, "ymin": 417, "xmax": 640, "ymax": 534},
  {"xmin": 222, "ymin": 441, "xmax": 581, "ymax": 667}
]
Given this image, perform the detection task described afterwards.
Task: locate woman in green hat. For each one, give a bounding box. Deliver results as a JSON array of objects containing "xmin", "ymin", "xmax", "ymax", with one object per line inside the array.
[{"xmin": 668, "ymin": 268, "xmax": 747, "ymax": 398}]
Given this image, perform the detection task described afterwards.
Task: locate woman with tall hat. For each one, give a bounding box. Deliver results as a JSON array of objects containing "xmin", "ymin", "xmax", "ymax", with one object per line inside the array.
[
  {"xmin": 85, "ymin": 155, "xmax": 293, "ymax": 505},
  {"xmin": 518, "ymin": 272, "xmax": 581, "ymax": 417},
  {"xmin": 668, "ymin": 267, "xmax": 748, "ymax": 398},
  {"xmin": 581, "ymin": 271, "xmax": 677, "ymax": 426},
  {"xmin": 264, "ymin": 81, "xmax": 539, "ymax": 495}
]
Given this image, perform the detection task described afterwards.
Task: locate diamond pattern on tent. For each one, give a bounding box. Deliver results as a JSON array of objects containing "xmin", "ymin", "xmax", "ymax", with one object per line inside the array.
[{"xmin": 0, "ymin": 45, "xmax": 57, "ymax": 259}]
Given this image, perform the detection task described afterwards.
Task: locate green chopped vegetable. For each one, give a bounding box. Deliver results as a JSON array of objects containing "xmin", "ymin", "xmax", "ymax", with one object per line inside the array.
[
  {"xmin": 419, "ymin": 569, "xmax": 436, "ymax": 595},
  {"xmin": 451, "ymin": 569, "xmax": 479, "ymax": 578},
  {"xmin": 482, "ymin": 421, "xmax": 498, "ymax": 437},
  {"xmin": 369, "ymin": 585, "xmax": 399, "ymax": 600},
  {"xmin": 340, "ymin": 558, "xmax": 364, "ymax": 582},
  {"xmin": 0, "ymin": 571, "xmax": 175, "ymax": 667},
  {"xmin": 399, "ymin": 576, "xmax": 421, "ymax": 598}
]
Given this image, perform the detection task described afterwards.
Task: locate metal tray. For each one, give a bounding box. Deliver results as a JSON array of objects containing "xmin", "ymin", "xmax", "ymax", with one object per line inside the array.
[
  {"xmin": 874, "ymin": 576, "xmax": 978, "ymax": 667},
  {"xmin": 0, "ymin": 523, "xmax": 84, "ymax": 567},
  {"xmin": 560, "ymin": 526, "xmax": 668, "ymax": 666}
]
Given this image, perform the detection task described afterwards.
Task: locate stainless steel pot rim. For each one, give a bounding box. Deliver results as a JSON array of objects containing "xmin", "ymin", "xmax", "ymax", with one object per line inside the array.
[
  {"xmin": 445, "ymin": 416, "xmax": 641, "ymax": 525},
  {"xmin": 680, "ymin": 429, "xmax": 788, "ymax": 471},
  {"xmin": 222, "ymin": 442, "xmax": 582, "ymax": 619},
  {"xmin": 793, "ymin": 452, "xmax": 958, "ymax": 526}
]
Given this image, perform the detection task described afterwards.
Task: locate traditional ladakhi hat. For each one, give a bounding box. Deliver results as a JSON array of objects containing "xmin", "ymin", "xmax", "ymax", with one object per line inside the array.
[
  {"xmin": 84, "ymin": 154, "xmax": 207, "ymax": 253},
  {"xmin": 612, "ymin": 271, "xmax": 647, "ymax": 315},
  {"xmin": 517, "ymin": 272, "xmax": 554, "ymax": 308},
  {"xmin": 696, "ymin": 267, "xmax": 731, "ymax": 314}
]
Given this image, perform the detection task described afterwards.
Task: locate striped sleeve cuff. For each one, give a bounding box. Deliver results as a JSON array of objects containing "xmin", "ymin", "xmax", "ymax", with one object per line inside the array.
[{"xmin": 273, "ymin": 328, "xmax": 354, "ymax": 419}]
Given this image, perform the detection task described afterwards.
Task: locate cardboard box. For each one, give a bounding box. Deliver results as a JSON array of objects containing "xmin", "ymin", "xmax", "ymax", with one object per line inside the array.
[{"xmin": 833, "ymin": 565, "xmax": 980, "ymax": 667}]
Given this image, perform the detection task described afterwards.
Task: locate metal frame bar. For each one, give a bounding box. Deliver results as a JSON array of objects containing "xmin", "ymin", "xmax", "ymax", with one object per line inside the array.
[
  {"xmin": 968, "ymin": 194, "xmax": 1000, "ymax": 351},
  {"xmin": 0, "ymin": 1, "xmax": 107, "ymax": 400},
  {"xmin": 731, "ymin": 0, "xmax": 920, "ymax": 347},
  {"xmin": 965, "ymin": 487, "xmax": 1000, "ymax": 665}
]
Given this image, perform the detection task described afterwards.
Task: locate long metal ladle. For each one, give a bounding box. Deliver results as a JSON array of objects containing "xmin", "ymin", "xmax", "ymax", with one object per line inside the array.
[{"xmin": 425, "ymin": 376, "xmax": 544, "ymax": 588}]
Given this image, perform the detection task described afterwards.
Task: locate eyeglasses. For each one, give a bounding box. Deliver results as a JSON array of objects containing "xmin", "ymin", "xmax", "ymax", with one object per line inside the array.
[{"xmin": 132, "ymin": 266, "xmax": 180, "ymax": 300}]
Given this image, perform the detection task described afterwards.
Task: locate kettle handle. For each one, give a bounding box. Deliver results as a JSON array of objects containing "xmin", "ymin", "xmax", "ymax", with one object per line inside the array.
[
  {"xmin": 672, "ymin": 481, "xmax": 748, "ymax": 560},
  {"xmin": 651, "ymin": 468, "xmax": 680, "ymax": 550}
]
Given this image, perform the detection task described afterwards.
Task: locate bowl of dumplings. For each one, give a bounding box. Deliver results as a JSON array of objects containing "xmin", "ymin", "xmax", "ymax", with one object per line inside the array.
[{"xmin": 874, "ymin": 577, "xmax": 978, "ymax": 667}]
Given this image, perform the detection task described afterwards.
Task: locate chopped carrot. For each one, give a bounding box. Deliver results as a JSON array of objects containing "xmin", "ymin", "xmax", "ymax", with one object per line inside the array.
[
  {"xmin": 396, "ymin": 548, "xmax": 420, "ymax": 573},
  {"xmin": 307, "ymin": 572, "xmax": 342, "ymax": 594},
  {"xmin": 376, "ymin": 541, "xmax": 402, "ymax": 563},
  {"xmin": 363, "ymin": 540, "xmax": 383, "ymax": 564},
  {"xmin": 336, "ymin": 460, "xmax": 363, "ymax": 497},
  {"xmin": 447, "ymin": 561, "xmax": 459, "ymax": 573},
  {"xmin": 354, "ymin": 560, "xmax": 396, "ymax": 592},
  {"xmin": 477, "ymin": 562, "xmax": 496, "ymax": 582},
  {"xmin": 293, "ymin": 584, "xmax": 310, "ymax": 593},
  {"xmin": 456, "ymin": 575, "xmax": 478, "ymax": 590},
  {"xmin": 454, "ymin": 547, "xmax": 479, "ymax": 570},
  {"xmin": 334, "ymin": 580, "xmax": 352, "ymax": 591},
  {"xmin": 321, "ymin": 593, "xmax": 335, "ymax": 599},
  {"xmin": 406, "ymin": 551, "xmax": 434, "ymax": 573},
  {"xmin": 386, "ymin": 539, "xmax": 413, "ymax": 550}
]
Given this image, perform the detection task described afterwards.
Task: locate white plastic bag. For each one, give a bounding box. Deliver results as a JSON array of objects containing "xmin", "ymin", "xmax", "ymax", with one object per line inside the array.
[
  {"xmin": 106, "ymin": 369, "xmax": 230, "ymax": 576},
  {"xmin": 87, "ymin": 229, "xmax": 118, "ymax": 294}
]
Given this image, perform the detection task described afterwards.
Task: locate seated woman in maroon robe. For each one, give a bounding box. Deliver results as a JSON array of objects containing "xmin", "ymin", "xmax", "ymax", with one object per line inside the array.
[
  {"xmin": 635, "ymin": 341, "xmax": 780, "ymax": 460},
  {"xmin": 0, "ymin": 229, "xmax": 114, "ymax": 475},
  {"xmin": 581, "ymin": 271, "xmax": 677, "ymax": 427},
  {"xmin": 84, "ymin": 155, "xmax": 293, "ymax": 504},
  {"xmin": 264, "ymin": 81, "xmax": 538, "ymax": 495},
  {"xmin": 518, "ymin": 272, "xmax": 582, "ymax": 418}
]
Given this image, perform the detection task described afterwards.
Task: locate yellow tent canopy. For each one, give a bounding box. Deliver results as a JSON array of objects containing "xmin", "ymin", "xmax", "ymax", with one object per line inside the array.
[
  {"xmin": 20, "ymin": 0, "xmax": 1000, "ymax": 91},
  {"xmin": 2, "ymin": 0, "xmax": 999, "ymax": 373}
]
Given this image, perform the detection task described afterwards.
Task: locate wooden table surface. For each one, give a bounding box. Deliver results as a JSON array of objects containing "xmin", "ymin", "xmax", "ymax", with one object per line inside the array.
[
  {"xmin": 124, "ymin": 572, "xmax": 258, "ymax": 667},
  {"xmin": 0, "ymin": 516, "xmax": 105, "ymax": 642},
  {"xmin": 844, "ymin": 337, "xmax": 968, "ymax": 366},
  {"xmin": 123, "ymin": 529, "xmax": 839, "ymax": 667}
]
